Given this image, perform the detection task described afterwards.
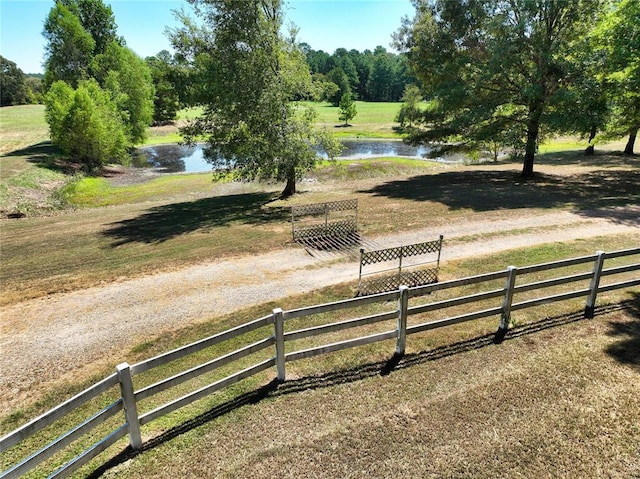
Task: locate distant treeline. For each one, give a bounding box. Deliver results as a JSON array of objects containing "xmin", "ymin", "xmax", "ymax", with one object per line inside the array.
[
  {"xmin": 300, "ymin": 44, "xmax": 416, "ymax": 104},
  {"xmin": 0, "ymin": 56, "xmax": 45, "ymax": 106}
]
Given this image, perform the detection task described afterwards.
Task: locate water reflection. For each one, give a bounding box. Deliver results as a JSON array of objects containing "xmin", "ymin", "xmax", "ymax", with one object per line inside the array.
[
  {"xmin": 133, "ymin": 140, "xmax": 433, "ymax": 173},
  {"xmin": 336, "ymin": 140, "xmax": 431, "ymax": 159},
  {"xmin": 131, "ymin": 144, "xmax": 206, "ymax": 173}
]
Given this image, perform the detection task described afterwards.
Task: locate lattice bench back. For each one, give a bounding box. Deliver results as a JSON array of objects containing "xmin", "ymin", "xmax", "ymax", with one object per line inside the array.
[
  {"xmin": 358, "ymin": 235, "xmax": 444, "ymax": 295},
  {"xmin": 291, "ymin": 199, "xmax": 358, "ymax": 241}
]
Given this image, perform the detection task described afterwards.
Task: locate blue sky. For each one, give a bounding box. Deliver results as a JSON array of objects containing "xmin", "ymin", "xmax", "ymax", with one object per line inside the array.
[{"xmin": 0, "ymin": 0, "xmax": 415, "ymax": 74}]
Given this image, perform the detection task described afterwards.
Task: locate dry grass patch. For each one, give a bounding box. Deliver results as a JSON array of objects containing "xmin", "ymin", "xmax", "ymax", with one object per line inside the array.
[{"xmin": 85, "ymin": 300, "xmax": 640, "ymax": 479}]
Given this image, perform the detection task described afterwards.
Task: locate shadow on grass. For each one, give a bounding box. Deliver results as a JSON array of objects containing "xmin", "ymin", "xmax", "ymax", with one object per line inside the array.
[
  {"xmin": 102, "ymin": 192, "xmax": 290, "ymax": 245},
  {"xmin": 359, "ymin": 168, "xmax": 639, "ymax": 216},
  {"xmin": 2, "ymin": 141, "xmax": 77, "ymax": 175},
  {"xmin": 606, "ymin": 292, "xmax": 640, "ymax": 369},
  {"xmin": 87, "ymin": 299, "xmax": 637, "ymax": 478},
  {"xmin": 3, "ymin": 141, "xmax": 58, "ymax": 159},
  {"xmin": 534, "ymin": 150, "xmax": 638, "ymax": 168}
]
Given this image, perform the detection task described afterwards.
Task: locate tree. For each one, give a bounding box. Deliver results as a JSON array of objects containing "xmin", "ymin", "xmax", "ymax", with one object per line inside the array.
[
  {"xmin": 91, "ymin": 42, "xmax": 155, "ymax": 144},
  {"xmin": 58, "ymin": 0, "xmax": 121, "ymax": 53},
  {"xmin": 44, "ymin": 80, "xmax": 74, "ymax": 145},
  {"xmin": 328, "ymin": 48, "xmax": 360, "ymax": 97},
  {"xmin": 45, "ymin": 79, "xmax": 128, "ymax": 169},
  {"xmin": 350, "ymin": 48, "xmax": 374, "ymax": 100},
  {"xmin": 43, "ymin": 0, "xmax": 154, "ymax": 150},
  {"xmin": 395, "ymin": 84, "xmax": 422, "ymax": 129},
  {"xmin": 43, "ymin": 2, "xmax": 95, "ymax": 87},
  {"xmin": 43, "ymin": 0, "xmax": 123, "ymax": 88},
  {"xmin": 305, "ymin": 47, "xmax": 331, "ymax": 74},
  {"xmin": 171, "ymin": 0, "xmax": 341, "ymax": 197},
  {"xmin": 338, "ymin": 92, "xmax": 357, "ymax": 126},
  {"xmin": 326, "ymin": 66, "xmax": 352, "ymax": 105},
  {"xmin": 595, "ymin": 0, "xmax": 640, "ymax": 154},
  {"xmin": 395, "ymin": 0, "xmax": 605, "ymax": 177},
  {"xmin": 146, "ymin": 51, "xmax": 180, "ymax": 125},
  {"xmin": 25, "ymin": 76, "xmax": 45, "ymax": 104},
  {"xmin": 0, "ymin": 56, "xmax": 28, "ymax": 106}
]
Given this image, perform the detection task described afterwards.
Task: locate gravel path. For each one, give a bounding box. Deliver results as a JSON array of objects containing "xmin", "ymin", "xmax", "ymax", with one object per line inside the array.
[{"xmin": 1, "ymin": 206, "xmax": 638, "ymax": 413}]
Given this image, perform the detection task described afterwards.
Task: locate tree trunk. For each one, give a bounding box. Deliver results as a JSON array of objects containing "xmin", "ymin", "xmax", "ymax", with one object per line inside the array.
[
  {"xmin": 522, "ymin": 103, "xmax": 543, "ymax": 178},
  {"xmin": 522, "ymin": 125, "xmax": 538, "ymax": 178},
  {"xmin": 281, "ymin": 173, "xmax": 296, "ymax": 198},
  {"xmin": 585, "ymin": 125, "xmax": 596, "ymax": 156},
  {"xmin": 624, "ymin": 127, "xmax": 638, "ymax": 155}
]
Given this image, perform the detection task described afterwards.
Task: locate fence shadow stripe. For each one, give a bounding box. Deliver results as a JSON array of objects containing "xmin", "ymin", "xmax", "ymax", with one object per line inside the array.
[{"xmin": 86, "ymin": 299, "xmax": 636, "ymax": 478}]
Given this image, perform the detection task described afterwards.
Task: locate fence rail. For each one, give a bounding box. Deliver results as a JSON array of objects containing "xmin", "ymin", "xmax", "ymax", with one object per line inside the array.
[{"xmin": 2, "ymin": 247, "xmax": 638, "ymax": 479}]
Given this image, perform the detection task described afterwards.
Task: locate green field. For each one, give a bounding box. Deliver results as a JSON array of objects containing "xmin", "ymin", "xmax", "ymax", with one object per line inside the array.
[{"xmin": 301, "ymin": 100, "xmax": 404, "ymax": 138}]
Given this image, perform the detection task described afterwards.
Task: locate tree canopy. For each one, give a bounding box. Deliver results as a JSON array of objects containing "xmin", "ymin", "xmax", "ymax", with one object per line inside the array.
[
  {"xmin": 45, "ymin": 79, "xmax": 128, "ymax": 168},
  {"xmin": 171, "ymin": 0, "xmax": 340, "ymax": 197},
  {"xmin": 302, "ymin": 45, "xmax": 415, "ymax": 103},
  {"xmin": 1, "ymin": 56, "xmax": 29, "ymax": 106},
  {"xmin": 595, "ymin": 0, "xmax": 640, "ymax": 154},
  {"xmin": 42, "ymin": 0, "xmax": 154, "ymax": 167},
  {"xmin": 395, "ymin": 0, "xmax": 606, "ymax": 176}
]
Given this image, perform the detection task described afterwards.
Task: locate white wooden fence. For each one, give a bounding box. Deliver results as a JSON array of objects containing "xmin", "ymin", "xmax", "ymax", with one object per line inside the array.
[{"xmin": 1, "ymin": 247, "xmax": 638, "ymax": 479}]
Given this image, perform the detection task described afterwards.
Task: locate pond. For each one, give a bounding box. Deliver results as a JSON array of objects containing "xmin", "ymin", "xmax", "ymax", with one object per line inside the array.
[{"xmin": 132, "ymin": 140, "xmax": 435, "ymax": 173}]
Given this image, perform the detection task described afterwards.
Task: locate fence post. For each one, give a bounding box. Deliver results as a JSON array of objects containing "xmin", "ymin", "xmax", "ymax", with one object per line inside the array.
[
  {"xmin": 358, "ymin": 248, "xmax": 365, "ymax": 294},
  {"xmin": 116, "ymin": 362, "xmax": 142, "ymax": 450},
  {"xmin": 497, "ymin": 266, "xmax": 518, "ymax": 339},
  {"xmin": 273, "ymin": 308, "xmax": 286, "ymax": 382},
  {"xmin": 324, "ymin": 204, "xmax": 329, "ymax": 235},
  {"xmin": 354, "ymin": 200, "xmax": 358, "ymax": 233},
  {"xmin": 585, "ymin": 251, "xmax": 606, "ymax": 319},
  {"xmin": 396, "ymin": 286, "xmax": 409, "ymax": 355}
]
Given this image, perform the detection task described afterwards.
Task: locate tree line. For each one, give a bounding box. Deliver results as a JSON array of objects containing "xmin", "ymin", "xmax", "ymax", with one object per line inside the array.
[
  {"xmin": 301, "ymin": 45, "xmax": 416, "ymax": 104},
  {"xmin": 0, "ymin": 57, "xmax": 44, "ymax": 106},
  {"xmin": 1, "ymin": 0, "xmax": 637, "ymax": 193}
]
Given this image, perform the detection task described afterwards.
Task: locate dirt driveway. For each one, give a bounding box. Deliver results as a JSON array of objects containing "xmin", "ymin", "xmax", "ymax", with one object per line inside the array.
[{"xmin": 1, "ymin": 205, "xmax": 638, "ymax": 414}]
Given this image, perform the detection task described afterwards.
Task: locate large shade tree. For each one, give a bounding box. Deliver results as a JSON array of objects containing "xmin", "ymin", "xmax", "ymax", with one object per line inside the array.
[
  {"xmin": 171, "ymin": 0, "xmax": 340, "ymax": 197},
  {"xmin": 395, "ymin": 0, "xmax": 604, "ymax": 177},
  {"xmin": 596, "ymin": 0, "xmax": 639, "ymax": 154}
]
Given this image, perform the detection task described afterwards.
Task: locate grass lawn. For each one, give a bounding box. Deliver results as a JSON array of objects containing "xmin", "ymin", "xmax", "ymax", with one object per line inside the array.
[
  {"xmin": 91, "ymin": 294, "xmax": 639, "ymax": 479},
  {"xmin": 0, "ymin": 105, "xmax": 49, "ymax": 158},
  {"xmin": 0, "ymin": 105, "xmax": 52, "ymax": 182},
  {"xmin": 301, "ymin": 100, "xmax": 404, "ymax": 138}
]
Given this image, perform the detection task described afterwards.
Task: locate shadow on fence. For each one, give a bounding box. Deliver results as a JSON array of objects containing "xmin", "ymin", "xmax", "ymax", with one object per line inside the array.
[{"xmin": 86, "ymin": 298, "xmax": 637, "ymax": 478}]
